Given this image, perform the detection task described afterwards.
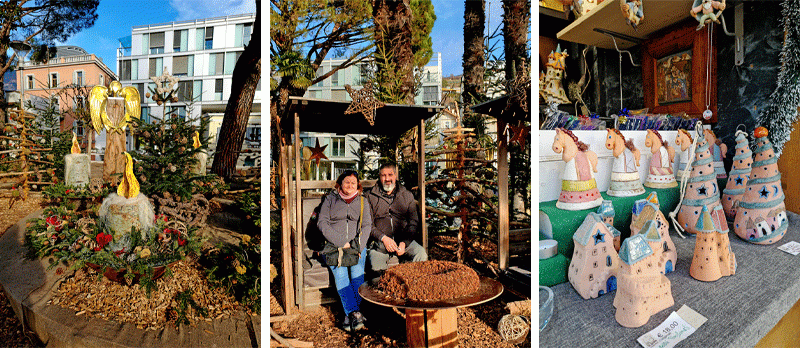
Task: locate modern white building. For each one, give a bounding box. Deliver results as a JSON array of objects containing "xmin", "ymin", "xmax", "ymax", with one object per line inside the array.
[
  {"xmin": 300, "ymin": 53, "xmax": 443, "ymax": 179},
  {"xmin": 116, "ymin": 13, "xmax": 260, "ymax": 167}
]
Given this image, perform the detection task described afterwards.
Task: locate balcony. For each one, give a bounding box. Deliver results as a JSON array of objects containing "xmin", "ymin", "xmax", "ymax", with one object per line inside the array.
[{"xmin": 21, "ymin": 54, "xmax": 102, "ymax": 67}]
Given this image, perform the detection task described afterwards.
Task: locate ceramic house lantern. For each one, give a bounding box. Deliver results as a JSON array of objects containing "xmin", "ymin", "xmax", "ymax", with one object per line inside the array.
[
  {"xmin": 568, "ymin": 213, "xmax": 620, "ymax": 299},
  {"xmin": 722, "ymin": 130, "xmax": 752, "ymax": 219},
  {"xmin": 733, "ymin": 127, "xmax": 788, "ymax": 245},
  {"xmin": 605, "ymin": 128, "xmax": 645, "ymax": 197},
  {"xmin": 644, "ymin": 129, "xmax": 678, "ymax": 188},
  {"xmin": 704, "ymin": 129, "xmax": 728, "ymax": 180},
  {"xmin": 690, "ymin": 206, "xmax": 736, "ymax": 281},
  {"xmin": 613, "ymin": 234, "xmax": 674, "ymax": 328},
  {"xmin": 674, "ymin": 129, "xmax": 695, "ymax": 182},
  {"xmin": 553, "ymin": 128, "xmax": 603, "ymax": 210},
  {"xmin": 539, "ymin": 45, "xmax": 571, "ymax": 105},
  {"xmin": 676, "ymin": 132, "xmax": 728, "ymax": 234},
  {"xmin": 597, "ymin": 200, "xmax": 622, "ymax": 251},
  {"xmin": 630, "ymin": 193, "xmax": 677, "ymax": 274}
]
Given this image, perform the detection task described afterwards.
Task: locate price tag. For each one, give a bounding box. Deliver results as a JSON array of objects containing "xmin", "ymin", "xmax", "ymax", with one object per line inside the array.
[
  {"xmin": 637, "ymin": 306, "xmax": 705, "ymax": 348},
  {"xmin": 778, "ymin": 241, "xmax": 800, "ymax": 256}
]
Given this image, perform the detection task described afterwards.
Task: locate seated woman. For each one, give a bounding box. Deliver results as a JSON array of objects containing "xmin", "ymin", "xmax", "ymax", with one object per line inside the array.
[{"xmin": 317, "ymin": 170, "xmax": 372, "ymax": 331}]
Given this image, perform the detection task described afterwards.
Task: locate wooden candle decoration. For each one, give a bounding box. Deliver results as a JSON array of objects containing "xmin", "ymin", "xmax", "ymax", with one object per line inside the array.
[
  {"xmin": 64, "ymin": 132, "xmax": 90, "ymax": 188},
  {"xmin": 732, "ymin": 127, "xmax": 788, "ymax": 245},
  {"xmin": 605, "ymin": 128, "xmax": 645, "ymax": 197}
]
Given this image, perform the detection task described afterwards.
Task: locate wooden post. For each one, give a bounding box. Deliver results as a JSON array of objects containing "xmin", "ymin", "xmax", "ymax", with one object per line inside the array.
[
  {"xmin": 497, "ymin": 118, "xmax": 510, "ymax": 270},
  {"xmin": 280, "ymin": 145, "xmax": 296, "ymax": 315},
  {"xmin": 418, "ymin": 119, "xmax": 427, "ymax": 249},
  {"xmin": 294, "ymin": 112, "xmax": 304, "ymax": 309},
  {"xmin": 406, "ymin": 309, "xmax": 458, "ymax": 348}
]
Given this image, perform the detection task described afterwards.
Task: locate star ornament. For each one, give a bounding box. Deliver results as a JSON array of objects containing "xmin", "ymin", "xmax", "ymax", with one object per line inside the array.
[
  {"xmin": 593, "ymin": 230, "xmax": 605, "ymax": 245},
  {"xmin": 308, "ymin": 138, "xmax": 328, "ymax": 166},
  {"xmin": 759, "ymin": 186, "xmax": 769, "ymax": 199},
  {"xmin": 697, "ymin": 184, "xmax": 707, "ymax": 196},
  {"xmin": 344, "ymin": 83, "xmax": 385, "ymax": 126},
  {"xmin": 734, "ymin": 176, "xmax": 744, "ymax": 186},
  {"xmin": 508, "ymin": 121, "xmax": 530, "ymax": 148}
]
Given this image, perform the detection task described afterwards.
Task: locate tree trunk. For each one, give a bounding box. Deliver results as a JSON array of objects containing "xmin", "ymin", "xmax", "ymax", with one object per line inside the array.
[
  {"xmin": 462, "ymin": 0, "xmax": 485, "ymax": 107},
  {"xmin": 211, "ymin": 1, "xmax": 261, "ymax": 179},
  {"xmin": 373, "ymin": 0, "xmax": 415, "ymax": 105},
  {"xmin": 502, "ymin": 0, "xmax": 530, "ymax": 85}
]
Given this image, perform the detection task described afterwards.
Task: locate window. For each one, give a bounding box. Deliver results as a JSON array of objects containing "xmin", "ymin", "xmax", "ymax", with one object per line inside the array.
[
  {"xmin": 173, "ymin": 55, "xmax": 192, "ymax": 77},
  {"xmin": 99, "ymin": 74, "xmax": 105, "ymax": 86},
  {"xmin": 173, "ymin": 106, "xmax": 186, "ymax": 119},
  {"xmin": 74, "ymin": 71, "xmax": 84, "ymax": 86},
  {"xmin": 224, "ymin": 52, "xmax": 240, "ymax": 74},
  {"xmin": 177, "ymin": 80, "xmax": 193, "ymax": 102},
  {"xmin": 592, "ymin": 249, "xmax": 597, "ymax": 256},
  {"xmin": 204, "ymin": 26, "xmax": 214, "ymax": 49},
  {"xmin": 606, "ymin": 255, "xmax": 612, "ymax": 267},
  {"xmin": 331, "ymin": 89, "xmax": 346, "ymax": 101},
  {"xmin": 135, "ymin": 83, "xmax": 145, "ymax": 102},
  {"xmin": 423, "ymin": 86, "xmax": 438, "ymax": 102},
  {"xmin": 26, "ymin": 75, "xmax": 34, "ymax": 90},
  {"xmin": 149, "ymin": 32, "xmax": 165, "ymax": 54},
  {"xmin": 246, "ymin": 126, "xmax": 260, "ymax": 142},
  {"xmin": 141, "ymin": 106, "xmax": 150, "ymax": 124},
  {"xmin": 149, "ymin": 57, "xmax": 163, "ymax": 77},
  {"xmin": 331, "ymin": 137, "xmax": 346, "ymax": 157},
  {"xmin": 193, "ymin": 80, "xmax": 203, "ymax": 101},
  {"xmin": 74, "ymin": 120, "xmax": 85, "ymax": 137},
  {"xmin": 173, "ymin": 29, "xmax": 188, "ymax": 52},
  {"xmin": 332, "ymin": 69, "xmax": 339, "ymax": 86},
  {"xmin": 214, "ymin": 79, "xmax": 223, "ymax": 100},
  {"xmin": 50, "ymin": 73, "xmax": 58, "ymax": 88},
  {"xmin": 74, "ymin": 96, "xmax": 86, "ymax": 111},
  {"xmin": 243, "ymin": 23, "xmax": 252, "ymax": 46},
  {"xmin": 359, "ymin": 63, "xmax": 370, "ymax": 84},
  {"xmin": 121, "ymin": 60, "xmax": 132, "ymax": 80},
  {"xmin": 234, "ymin": 23, "xmax": 253, "ymax": 47},
  {"xmin": 50, "ymin": 97, "xmax": 59, "ymax": 111},
  {"xmin": 209, "ymin": 53, "xmax": 224, "ymax": 75}
]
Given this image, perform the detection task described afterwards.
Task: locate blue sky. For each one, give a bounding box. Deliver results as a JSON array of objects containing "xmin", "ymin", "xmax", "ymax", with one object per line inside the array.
[
  {"xmin": 58, "ymin": 0, "xmax": 256, "ymax": 73},
  {"xmin": 431, "ymin": 0, "xmax": 504, "ymax": 77}
]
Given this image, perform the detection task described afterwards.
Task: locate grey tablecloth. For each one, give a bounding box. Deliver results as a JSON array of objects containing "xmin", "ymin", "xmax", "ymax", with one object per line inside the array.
[{"xmin": 540, "ymin": 211, "xmax": 800, "ymax": 347}]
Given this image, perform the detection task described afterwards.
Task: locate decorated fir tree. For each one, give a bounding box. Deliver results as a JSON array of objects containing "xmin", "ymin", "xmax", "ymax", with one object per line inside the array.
[{"xmin": 675, "ymin": 130, "xmax": 728, "ymax": 235}]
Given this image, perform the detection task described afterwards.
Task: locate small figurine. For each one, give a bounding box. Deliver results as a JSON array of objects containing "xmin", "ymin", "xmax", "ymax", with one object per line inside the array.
[
  {"xmin": 540, "ymin": 45, "xmax": 571, "ymax": 105},
  {"xmin": 568, "ymin": 213, "xmax": 620, "ymax": 299},
  {"xmin": 644, "ymin": 129, "xmax": 678, "ymax": 188},
  {"xmin": 619, "ymin": 0, "xmax": 644, "ymax": 29},
  {"xmin": 690, "ymin": 0, "xmax": 726, "ymax": 30},
  {"xmin": 597, "ymin": 200, "xmax": 622, "ymax": 251},
  {"xmin": 605, "ymin": 128, "xmax": 645, "ymax": 197},
  {"xmin": 553, "ymin": 128, "xmax": 603, "ymax": 210},
  {"xmin": 732, "ymin": 127, "xmax": 788, "ymax": 245},
  {"xmin": 613, "ymin": 234, "xmax": 674, "ymax": 328}
]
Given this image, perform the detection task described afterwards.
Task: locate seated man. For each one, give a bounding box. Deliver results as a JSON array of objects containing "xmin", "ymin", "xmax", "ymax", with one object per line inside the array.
[{"xmin": 367, "ymin": 163, "xmax": 428, "ymax": 280}]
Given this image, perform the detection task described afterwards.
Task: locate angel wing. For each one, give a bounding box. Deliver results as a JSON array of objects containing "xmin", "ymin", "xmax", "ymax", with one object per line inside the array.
[
  {"xmin": 120, "ymin": 86, "xmax": 141, "ymax": 122},
  {"xmin": 88, "ymin": 86, "xmax": 108, "ymax": 133}
]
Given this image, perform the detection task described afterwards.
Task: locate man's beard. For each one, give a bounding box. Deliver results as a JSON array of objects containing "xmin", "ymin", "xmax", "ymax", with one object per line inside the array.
[{"xmin": 382, "ymin": 182, "xmax": 395, "ymax": 192}]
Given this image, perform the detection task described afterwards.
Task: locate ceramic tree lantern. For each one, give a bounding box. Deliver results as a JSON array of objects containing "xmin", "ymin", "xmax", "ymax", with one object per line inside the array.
[
  {"xmin": 676, "ymin": 131, "xmax": 728, "ymax": 234},
  {"xmin": 690, "ymin": 206, "xmax": 736, "ymax": 282},
  {"xmin": 568, "ymin": 213, "xmax": 620, "ymax": 299},
  {"xmin": 98, "ymin": 152, "xmax": 156, "ymax": 251},
  {"xmin": 597, "ymin": 200, "xmax": 621, "ymax": 251},
  {"xmin": 630, "ymin": 193, "xmax": 677, "ymax": 274},
  {"xmin": 64, "ymin": 132, "xmax": 90, "ymax": 188},
  {"xmin": 732, "ymin": 127, "xmax": 788, "ymax": 245},
  {"xmin": 704, "ymin": 129, "xmax": 728, "ymax": 180},
  {"xmin": 613, "ymin": 234, "xmax": 674, "ymax": 328},
  {"xmin": 644, "ymin": 129, "xmax": 678, "ymax": 188},
  {"xmin": 722, "ymin": 130, "xmax": 752, "ymax": 219},
  {"xmin": 191, "ymin": 131, "xmax": 207, "ymax": 175},
  {"xmin": 605, "ymin": 128, "xmax": 645, "ymax": 197},
  {"xmin": 674, "ymin": 129, "xmax": 695, "ymax": 182},
  {"xmin": 553, "ymin": 128, "xmax": 603, "ymax": 210}
]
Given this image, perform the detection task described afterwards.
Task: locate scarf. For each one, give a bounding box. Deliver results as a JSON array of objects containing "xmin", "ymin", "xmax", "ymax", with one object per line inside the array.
[{"xmin": 338, "ymin": 189, "xmax": 359, "ymax": 204}]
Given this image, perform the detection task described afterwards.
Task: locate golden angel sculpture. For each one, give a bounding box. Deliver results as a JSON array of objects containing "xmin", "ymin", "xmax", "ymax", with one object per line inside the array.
[{"xmin": 89, "ymin": 81, "xmax": 140, "ymax": 184}]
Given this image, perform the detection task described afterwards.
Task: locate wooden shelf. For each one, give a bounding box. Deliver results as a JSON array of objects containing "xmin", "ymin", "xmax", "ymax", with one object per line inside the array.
[{"xmin": 557, "ymin": 0, "xmax": 694, "ymax": 49}]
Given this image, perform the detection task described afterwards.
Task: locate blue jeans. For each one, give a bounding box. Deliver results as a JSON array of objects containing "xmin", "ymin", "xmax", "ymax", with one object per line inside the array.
[{"xmin": 328, "ymin": 247, "xmax": 366, "ymax": 316}]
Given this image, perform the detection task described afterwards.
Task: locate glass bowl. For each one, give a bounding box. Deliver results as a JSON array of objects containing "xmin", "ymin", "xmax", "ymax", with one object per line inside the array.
[{"xmin": 539, "ymin": 285, "xmax": 554, "ymax": 332}]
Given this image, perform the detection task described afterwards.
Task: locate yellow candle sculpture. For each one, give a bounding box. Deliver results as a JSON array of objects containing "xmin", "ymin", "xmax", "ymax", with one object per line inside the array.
[{"xmin": 117, "ymin": 152, "xmax": 140, "ymax": 198}]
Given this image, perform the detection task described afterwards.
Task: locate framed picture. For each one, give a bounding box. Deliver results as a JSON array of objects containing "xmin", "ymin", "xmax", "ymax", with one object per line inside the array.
[{"xmin": 642, "ymin": 21, "xmax": 717, "ymax": 122}]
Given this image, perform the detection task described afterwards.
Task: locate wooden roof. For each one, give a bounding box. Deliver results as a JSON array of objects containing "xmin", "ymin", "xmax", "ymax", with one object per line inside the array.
[
  {"xmin": 469, "ymin": 95, "xmax": 531, "ymax": 122},
  {"xmin": 283, "ymin": 97, "xmax": 444, "ymax": 136}
]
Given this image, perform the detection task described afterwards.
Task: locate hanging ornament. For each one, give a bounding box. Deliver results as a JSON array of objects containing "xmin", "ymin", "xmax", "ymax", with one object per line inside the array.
[
  {"xmin": 307, "ymin": 138, "xmax": 328, "ymax": 166},
  {"xmin": 540, "ymin": 45, "xmax": 571, "ymax": 105},
  {"xmin": 344, "ymin": 83, "xmax": 385, "ymax": 126},
  {"xmin": 619, "ymin": 0, "xmax": 644, "ymax": 29},
  {"xmin": 690, "ymin": 0, "xmax": 726, "ymax": 31}
]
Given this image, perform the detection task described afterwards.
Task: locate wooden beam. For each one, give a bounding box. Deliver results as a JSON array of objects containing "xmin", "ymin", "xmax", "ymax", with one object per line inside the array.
[
  {"xmin": 497, "ymin": 118, "xmax": 510, "ymax": 270},
  {"xmin": 294, "ymin": 112, "xmax": 304, "ymax": 309},
  {"xmin": 280, "ymin": 145, "xmax": 296, "ymax": 315},
  {"xmin": 418, "ymin": 119, "xmax": 427, "ymax": 249},
  {"xmin": 299, "ymin": 179, "xmax": 377, "ymax": 190}
]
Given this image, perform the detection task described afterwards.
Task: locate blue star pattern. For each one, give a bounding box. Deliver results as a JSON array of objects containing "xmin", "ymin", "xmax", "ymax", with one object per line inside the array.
[
  {"xmin": 735, "ymin": 176, "xmax": 744, "ymax": 185},
  {"xmin": 698, "ymin": 184, "xmax": 707, "ymax": 196},
  {"xmin": 594, "ymin": 230, "xmax": 605, "ymax": 245},
  {"xmin": 760, "ymin": 186, "xmax": 769, "ymax": 199}
]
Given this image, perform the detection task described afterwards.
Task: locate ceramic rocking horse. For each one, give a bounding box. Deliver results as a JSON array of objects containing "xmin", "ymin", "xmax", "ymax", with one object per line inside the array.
[
  {"xmin": 606, "ymin": 128, "xmax": 645, "ymax": 197},
  {"xmin": 674, "ymin": 129, "xmax": 695, "ymax": 182},
  {"xmin": 553, "ymin": 128, "xmax": 603, "ymax": 210},
  {"xmin": 644, "ymin": 129, "xmax": 678, "ymax": 188},
  {"xmin": 703, "ymin": 129, "xmax": 728, "ymax": 179}
]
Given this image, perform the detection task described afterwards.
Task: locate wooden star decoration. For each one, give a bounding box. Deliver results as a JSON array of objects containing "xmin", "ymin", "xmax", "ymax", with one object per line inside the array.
[
  {"xmin": 505, "ymin": 60, "xmax": 531, "ymax": 114},
  {"xmin": 344, "ymin": 83, "xmax": 385, "ymax": 126},
  {"xmin": 508, "ymin": 121, "xmax": 529, "ymax": 148},
  {"xmin": 308, "ymin": 138, "xmax": 328, "ymax": 166}
]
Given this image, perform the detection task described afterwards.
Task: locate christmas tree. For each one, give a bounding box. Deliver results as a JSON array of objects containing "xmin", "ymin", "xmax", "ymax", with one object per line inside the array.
[
  {"xmin": 676, "ymin": 131, "xmax": 728, "ymax": 235},
  {"xmin": 722, "ymin": 130, "xmax": 752, "ymax": 219},
  {"xmin": 732, "ymin": 127, "xmax": 787, "ymax": 245}
]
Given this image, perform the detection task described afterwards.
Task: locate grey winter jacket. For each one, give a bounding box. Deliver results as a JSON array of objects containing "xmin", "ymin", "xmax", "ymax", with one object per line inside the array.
[
  {"xmin": 366, "ymin": 184, "xmax": 419, "ymax": 247},
  {"xmin": 317, "ymin": 191, "xmax": 372, "ymax": 251}
]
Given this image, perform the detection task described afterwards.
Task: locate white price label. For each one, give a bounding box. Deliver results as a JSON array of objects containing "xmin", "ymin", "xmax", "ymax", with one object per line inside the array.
[
  {"xmin": 778, "ymin": 241, "xmax": 800, "ymax": 256},
  {"xmin": 637, "ymin": 312, "xmax": 697, "ymax": 348}
]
